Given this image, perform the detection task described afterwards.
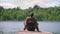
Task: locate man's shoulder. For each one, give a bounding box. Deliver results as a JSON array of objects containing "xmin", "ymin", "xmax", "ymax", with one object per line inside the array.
[
  {"xmin": 33, "ymin": 17, "xmax": 37, "ymax": 21},
  {"xmin": 26, "ymin": 17, "xmax": 31, "ymax": 18},
  {"xmin": 26, "ymin": 17, "xmax": 31, "ymax": 19},
  {"xmin": 33, "ymin": 17, "xmax": 36, "ymax": 19},
  {"xmin": 26, "ymin": 17, "xmax": 35, "ymax": 19}
]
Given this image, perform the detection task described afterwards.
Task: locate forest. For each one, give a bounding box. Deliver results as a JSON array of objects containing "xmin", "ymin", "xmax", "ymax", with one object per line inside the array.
[{"xmin": 0, "ymin": 5, "xmax": 60, "ymax": 21}]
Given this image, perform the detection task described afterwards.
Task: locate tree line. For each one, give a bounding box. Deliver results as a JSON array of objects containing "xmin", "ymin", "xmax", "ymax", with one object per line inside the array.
[{"xmin": 0, "ymin": 5, "xmax": 60, "ymax": 21}]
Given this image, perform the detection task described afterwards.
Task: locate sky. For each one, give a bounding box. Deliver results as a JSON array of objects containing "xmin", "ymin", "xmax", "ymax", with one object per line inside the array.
[{"xmin": 0, "ymin": 0, "xmax": 60, "ymax": 9}]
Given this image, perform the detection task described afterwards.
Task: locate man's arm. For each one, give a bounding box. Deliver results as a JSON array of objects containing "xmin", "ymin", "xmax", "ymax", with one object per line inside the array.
[
  {"xmin": 24, "ymin": 17, "xmax": 28, "ymax": 30},
  {"xmin": 34, "ymin": 18, "xmax": 39, "ymax": 32}
]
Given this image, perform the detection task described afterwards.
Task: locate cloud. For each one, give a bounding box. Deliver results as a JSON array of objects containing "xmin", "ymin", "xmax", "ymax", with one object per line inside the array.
[
  {"xmin": 0, "ymin": 3, "xmax": 18, "ymax": 9},
  {"xmin": 17, "ymin": 0, "xmax": 47, "ymax": 9},
  {"xmin": 0, "ymin": 0, "xmax": 60, "ymax": 9},
  {"xmin": 41, "ymin": 0, "xmax": 60, "ymax": 8},
  {"xmin": 17, "ymin": 0, "xmax": 60, "ymax": 9}
]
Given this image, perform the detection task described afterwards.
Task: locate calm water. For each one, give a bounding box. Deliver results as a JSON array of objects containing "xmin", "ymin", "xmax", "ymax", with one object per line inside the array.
[{"xmin": 0, "ymin": 21, "xmax": 60, "ymax": 34}]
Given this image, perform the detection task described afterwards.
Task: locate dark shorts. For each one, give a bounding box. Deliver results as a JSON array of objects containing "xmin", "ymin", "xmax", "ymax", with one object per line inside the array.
[{"xmin": 27, "ymin": 28, "xmax": 35, "ymax": 31}]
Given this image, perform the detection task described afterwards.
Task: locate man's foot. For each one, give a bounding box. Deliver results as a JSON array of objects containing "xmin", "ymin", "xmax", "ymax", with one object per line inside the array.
[{"xmin": 38, "ymin": 31, "xmax": 41, "ymax": 32}]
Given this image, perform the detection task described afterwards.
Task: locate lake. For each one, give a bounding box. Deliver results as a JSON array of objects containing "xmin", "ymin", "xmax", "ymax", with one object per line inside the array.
[{"xmin": 0, "ymin": 21, "xmax": 60, "ymax": 34}]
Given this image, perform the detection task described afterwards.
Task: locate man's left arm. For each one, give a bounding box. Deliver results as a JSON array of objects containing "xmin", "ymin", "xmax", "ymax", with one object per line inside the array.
[
  {"xmin": 34, "ymin": 18, "xmax": 39, "ymax": 32},
  {"xmin": 24, "ymin": 17, "xmax": 28, "ymax": 30}
]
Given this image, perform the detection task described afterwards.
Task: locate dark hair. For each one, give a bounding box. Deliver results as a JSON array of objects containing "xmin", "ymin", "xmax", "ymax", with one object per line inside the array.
[{"xmin": 29, "ymin": 12, "xmax": 34, "ymax": 17}]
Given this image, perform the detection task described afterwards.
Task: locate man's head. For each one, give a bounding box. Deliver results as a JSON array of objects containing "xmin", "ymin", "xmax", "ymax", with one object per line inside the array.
[{"xmin": 29, "ymin": 12, "xmax": 34, "ymax": 17}]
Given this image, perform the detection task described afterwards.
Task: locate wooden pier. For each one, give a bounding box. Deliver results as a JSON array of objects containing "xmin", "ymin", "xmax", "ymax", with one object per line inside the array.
[{"xmin": 16, "ymin": 31, "xmax": 52, "ymax": 34}]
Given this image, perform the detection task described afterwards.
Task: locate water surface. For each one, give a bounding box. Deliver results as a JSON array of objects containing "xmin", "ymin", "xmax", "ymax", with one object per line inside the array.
[{"xmin": 0, "ymin": 21, "xmax": 60, "ymax": 34}]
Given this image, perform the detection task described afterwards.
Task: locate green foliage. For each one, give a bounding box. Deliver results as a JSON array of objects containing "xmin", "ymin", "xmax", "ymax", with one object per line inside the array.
[{"xmin": 0, "ymin": 5, "xmax": 60, "ymax": 21}]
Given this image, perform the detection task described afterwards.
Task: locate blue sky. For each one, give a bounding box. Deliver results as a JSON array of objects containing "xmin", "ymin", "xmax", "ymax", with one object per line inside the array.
[{"xmin": 0, "ymin": 0, "xmax": 60, "ymax": 9}]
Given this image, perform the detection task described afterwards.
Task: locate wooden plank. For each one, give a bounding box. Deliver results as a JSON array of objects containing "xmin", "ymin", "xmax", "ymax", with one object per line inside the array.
[{"xmin": 16, "ymin": 31, "xmax": 52, "ymax": 34}]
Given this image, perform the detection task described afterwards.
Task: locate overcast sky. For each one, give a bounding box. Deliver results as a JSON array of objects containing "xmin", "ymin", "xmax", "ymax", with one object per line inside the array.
[{"xmin": 0, "ymin": 0, "xmax": 60, "ymax": 9}]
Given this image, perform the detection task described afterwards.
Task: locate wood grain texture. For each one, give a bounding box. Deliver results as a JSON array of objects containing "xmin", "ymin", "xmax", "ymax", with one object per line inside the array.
[{"xmin": 16, "ymin": 31, "xmax": 52, "ymax": 34}]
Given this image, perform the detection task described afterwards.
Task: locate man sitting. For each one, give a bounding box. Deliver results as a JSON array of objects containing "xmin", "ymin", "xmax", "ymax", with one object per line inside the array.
[{"xmin": 24, "ymin": 12, "xmax": 39, "ymax": 32}]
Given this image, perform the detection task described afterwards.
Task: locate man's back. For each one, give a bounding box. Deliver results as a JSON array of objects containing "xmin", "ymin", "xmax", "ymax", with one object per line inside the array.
[
  {"xmin": 26, "ymin": 17, "xmax": 36, "ymax": 23},
  {"xmin": 26, "ymin": 17, "xmax": 35, "ymax": 31}
]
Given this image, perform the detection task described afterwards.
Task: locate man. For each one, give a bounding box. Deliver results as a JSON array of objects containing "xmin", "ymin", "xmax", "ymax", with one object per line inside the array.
[{"xmin": 24, "ymin": 12, "xmax": 39, "ymax": 32}]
